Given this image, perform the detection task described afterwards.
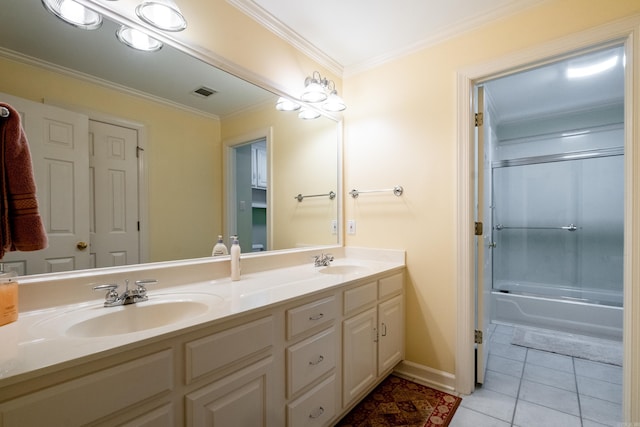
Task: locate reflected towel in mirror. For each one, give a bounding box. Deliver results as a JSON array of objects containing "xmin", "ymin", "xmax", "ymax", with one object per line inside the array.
[{"xmin": 0, "ymin": 102, "xmax": 48, "ymax": 259}]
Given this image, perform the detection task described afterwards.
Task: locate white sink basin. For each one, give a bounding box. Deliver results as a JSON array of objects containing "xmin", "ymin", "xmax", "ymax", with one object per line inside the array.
[
  {"xmin": 34, "ymin": 293, "xmax": 223, "ymax": 338},
  {"xmin": 318, "ymin": 265, "xmax": 370, "ymax": 275}
]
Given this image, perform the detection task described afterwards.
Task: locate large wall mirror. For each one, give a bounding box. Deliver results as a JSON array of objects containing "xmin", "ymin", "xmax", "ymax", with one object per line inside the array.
[{"xmin": 0, "ymin": 0, "xmax": 340, "ymax": 276}]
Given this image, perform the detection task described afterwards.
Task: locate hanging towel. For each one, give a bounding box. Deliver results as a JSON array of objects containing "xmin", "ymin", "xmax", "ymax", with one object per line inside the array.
[{"xmin": 0, "ymin": 102, "xmax": 48, "ymax": 259}]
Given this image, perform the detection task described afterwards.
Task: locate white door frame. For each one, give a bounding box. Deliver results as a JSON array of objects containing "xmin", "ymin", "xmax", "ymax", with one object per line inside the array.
[{"xmin": 455, "ymin": 17, "xmax": 640, "ymax": 421}]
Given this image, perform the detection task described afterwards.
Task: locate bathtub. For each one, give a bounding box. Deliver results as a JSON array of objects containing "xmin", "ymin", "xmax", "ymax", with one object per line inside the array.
[{"xmin": 491, "ymin": 280, "xmax": 623, "ymax": 340}]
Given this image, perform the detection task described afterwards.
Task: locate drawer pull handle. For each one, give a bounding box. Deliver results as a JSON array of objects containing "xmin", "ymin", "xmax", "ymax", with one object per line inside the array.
[
  {"xmin": 309, "ymin": 406, "xmax": 325, "ymax": 419},
  {"xmin": 309, "ymin": 355, "xmax": 324, "ymax": 366},
  {"xmin": 309, "ymin": 313, "xmax": 324, "ymax": 321},
  {"xmin": 381, "ymin": 322, "xmax": 387, "ymax": 337}
]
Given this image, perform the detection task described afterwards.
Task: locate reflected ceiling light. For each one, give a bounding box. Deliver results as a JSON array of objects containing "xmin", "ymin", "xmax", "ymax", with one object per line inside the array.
[
  {"xmin": 41, "ymin": 0, "xmax": 102, "ymax": 30},
  {"xmin": 275, "ymin": 97, "xmax": 301, "ymax": 111},
  {"xmin": 116, "ymin": 26, "xmax": 163, "ymax": 52},
  {"xmin": 298, "ymin": 108, "xmax": 321, "ymax": 120},
  {"xmin": 136, "ymin": 0, "xmax": 187, "ymax": 32},
  {"xmin": 567, "ymin": 55, "xmax": 618, "ymax": 79}
]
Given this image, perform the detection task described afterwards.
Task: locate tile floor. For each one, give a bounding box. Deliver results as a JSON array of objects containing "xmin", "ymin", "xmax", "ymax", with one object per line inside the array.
[{"xmin": 450, "ymin": 323, "xmax": 623, "ymax": 427}]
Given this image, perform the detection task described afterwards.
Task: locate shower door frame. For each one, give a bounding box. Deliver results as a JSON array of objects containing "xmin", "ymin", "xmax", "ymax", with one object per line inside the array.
[{"xmin": 454, "ymin": 18, "xmax": 639, "ymax": 422}]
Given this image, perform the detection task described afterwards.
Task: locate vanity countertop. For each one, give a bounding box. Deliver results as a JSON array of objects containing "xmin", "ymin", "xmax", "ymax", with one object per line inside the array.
[{"xmin": 0, "ymin": 248, "xmax": 405, "ymax": 387}]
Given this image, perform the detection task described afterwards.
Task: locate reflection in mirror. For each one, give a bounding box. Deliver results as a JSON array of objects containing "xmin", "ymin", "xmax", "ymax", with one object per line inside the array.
[{"xmin": 0, "ymin": 0, "xmax": 340, "ymax": 276}]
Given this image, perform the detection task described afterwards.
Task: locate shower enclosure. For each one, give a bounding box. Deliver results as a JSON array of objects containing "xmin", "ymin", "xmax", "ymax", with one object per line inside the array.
[{"xmin": 490, "ymin": 128, "xmax": 624, "ymax": 340}]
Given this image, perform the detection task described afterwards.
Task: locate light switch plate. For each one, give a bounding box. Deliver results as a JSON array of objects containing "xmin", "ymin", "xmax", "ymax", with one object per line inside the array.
[
  {"xmin": 331, "ymin": 220, "xmax": 337, "ymax": 235},
  {"xmin": 347, "ymin": 220, "xmax": 356, "ymax": 235}
]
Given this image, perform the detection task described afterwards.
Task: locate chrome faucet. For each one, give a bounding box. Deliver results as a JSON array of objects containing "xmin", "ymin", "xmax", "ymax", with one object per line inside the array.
[
  {"xmin": 313, "ymin": 253, "xmax": 334, "ymax": 267},
  {"xmin": 93, "ymin": 279, "xmax": 157, "ymax": 307}
]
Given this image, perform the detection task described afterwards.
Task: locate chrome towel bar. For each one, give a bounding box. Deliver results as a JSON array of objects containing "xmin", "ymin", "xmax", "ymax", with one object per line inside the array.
[
  {"xmin": 294, "ymin": 191, "xmax": 336, "ymax": 202},
  {"xmin": 349, "ymin": 185, "xmax": 403, "ymax": 198},
  {"xmin": 495, "ymin": 224, "xmax": 578, "ymax": 231},
  {"xmin": 0, "ymin": 106, "xmax": 9, "ymax": 118}
]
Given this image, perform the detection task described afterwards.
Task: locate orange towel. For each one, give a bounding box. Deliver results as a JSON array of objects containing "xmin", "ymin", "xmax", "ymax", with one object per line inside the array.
[{"xmin": 0, "ymin": 102, "xmax": 48, "ymax": 259}]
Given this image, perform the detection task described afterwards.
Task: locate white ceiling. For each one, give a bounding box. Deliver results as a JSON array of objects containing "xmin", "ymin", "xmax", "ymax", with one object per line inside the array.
[{"xmin": 237, "ymin": 0, "xmax": 543, "ymax": 73}]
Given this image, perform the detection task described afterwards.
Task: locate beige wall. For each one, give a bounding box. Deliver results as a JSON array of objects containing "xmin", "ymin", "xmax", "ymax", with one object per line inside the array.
[
  {"xmin": 0, "ymin": 56, "xmax": 221, "ymax": 262},
  {"xmin": 221, "ymin": 104, "xmax": 339, "ymax": 250},
  {"xmin": 343, "ymin": 0, "xmax": 640, "ymax": 389}
]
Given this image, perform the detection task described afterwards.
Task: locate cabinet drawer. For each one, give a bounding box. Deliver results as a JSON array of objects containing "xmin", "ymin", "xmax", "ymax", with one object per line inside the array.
[
  {"xmin": 287, "ymin": 326, "xmax": 336, "ymax": 398},
  {"xmin": 186, "ymin": 316, "xmax": 273, "ymax": 383},
  {"xmin": 287, "ymin": 374, "xmax": 336, "ymax": 427},
  {"xmin": 0, "ymin": 350, "xmax": 173, "ymax": 427},
  {"xmin": 343, "ymin": 281, "xmax": 377, "ymax": 314},
  {"xmin": 287, "ymin": 296, "xmax": 336, "ymax": 339},
  {"xmin": 379, "ymin": 272, "xmax": 404, "ymax": 299}
]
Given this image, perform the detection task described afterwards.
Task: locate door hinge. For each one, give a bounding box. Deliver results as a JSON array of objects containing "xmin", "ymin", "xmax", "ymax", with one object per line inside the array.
[
  {"xmin": 474, "ymin": 329, "xmax": 483, "ymax": 344},
  {"xmin": 137, "ymin": 221, "xmax": 140, "ymax": 231},
  {"xmin": 475, "ymin": 112, "xmax": 484, "ymax": 127},
  {"xmin": 474, "ymin": 221, "xmax": 483, "ymax": 236}
]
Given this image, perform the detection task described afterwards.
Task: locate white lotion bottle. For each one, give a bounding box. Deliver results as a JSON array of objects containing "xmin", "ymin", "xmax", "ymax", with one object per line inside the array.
[
  {"xmin": 230, "ymin": 236, "xmax": 241, "ymax": 281},
  {"xmin": 212, "ymin": 235, "xmax": 228, "ymax": 256}
]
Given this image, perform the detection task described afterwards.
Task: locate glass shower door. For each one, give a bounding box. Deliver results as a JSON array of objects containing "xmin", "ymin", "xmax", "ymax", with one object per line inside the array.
[{"xmin": 492, "ymin": 154, "xmax": 623, "ymax": 306}]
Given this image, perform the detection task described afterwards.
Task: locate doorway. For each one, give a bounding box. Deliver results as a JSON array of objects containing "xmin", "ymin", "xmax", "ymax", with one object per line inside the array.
[
  {"xmin": 455, "ymin": 24, "xmax": 638, "ymax": 419},
  {"xmin": 227, "ymin": 137, "xmax": 269, "ymax": 253}
]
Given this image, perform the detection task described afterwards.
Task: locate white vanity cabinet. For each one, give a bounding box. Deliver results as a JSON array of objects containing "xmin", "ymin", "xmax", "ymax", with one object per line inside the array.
[
  {"xmin": 0, "ymin": 266, "xmax": 405, "ymax": 427},
  {"xmin": 342, "ymin": 272, "xmax": 405, "ymax": 408}
]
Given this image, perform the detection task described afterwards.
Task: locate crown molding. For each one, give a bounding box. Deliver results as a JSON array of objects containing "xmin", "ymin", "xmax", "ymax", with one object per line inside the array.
[
  {"xmin": 227, "ymin": 0, "xmax": 344, "ymax": 77},
  {"xmin": 344, "ymin": 0, "xmax": 547, "ymax": 77}
]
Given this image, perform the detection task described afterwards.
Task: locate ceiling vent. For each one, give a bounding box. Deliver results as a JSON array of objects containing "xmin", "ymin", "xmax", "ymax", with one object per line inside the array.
[{"xmin": 192, "ymin": 86, "xmax": 217, "ymax": 98}]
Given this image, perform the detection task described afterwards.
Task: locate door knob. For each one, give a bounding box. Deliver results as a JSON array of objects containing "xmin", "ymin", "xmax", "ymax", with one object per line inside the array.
[{"xmin": 77, "ymin": 241, "xmax": 88, "ymax": 250}]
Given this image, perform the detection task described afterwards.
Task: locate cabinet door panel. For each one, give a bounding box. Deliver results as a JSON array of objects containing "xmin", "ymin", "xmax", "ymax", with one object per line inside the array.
[
  {"xmin": 186, "ymin": 356, "xmax": 274, "ymax": 427},
  {"xmin": 378, "ymin": 295, "xmax": 404, "ymax": 375},
  {"xmin": 342, "ymin": 307, "xmax": 377, "ymax": 407}
]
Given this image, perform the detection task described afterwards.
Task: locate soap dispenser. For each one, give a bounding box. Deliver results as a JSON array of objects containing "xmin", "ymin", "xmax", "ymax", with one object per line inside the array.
[
  {"xmin": 230, "ymin": 235, "xmax": 241, "ymax": 281},
  {"xmin": 212, "ymin": 235, "xmax": 228, "ymax": 256},
  {"xmin": 0, "ymin": 269, "xmax": 18, "ymax": 327}
]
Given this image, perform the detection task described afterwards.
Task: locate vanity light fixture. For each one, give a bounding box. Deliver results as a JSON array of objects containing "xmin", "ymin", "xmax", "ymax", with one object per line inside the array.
[
  {"xmin": 300, "ymin": 71, "xmax": 347, "ymax": 112},
  {"xmin": 276, "ymin": 71, "xmax": 346, "ymax": 117},
  {"xmin": 136, "ymin": 0, "xmax": 187, "ymax": 32},
  {"xmin": 298, "ymin": 108, "xmax": 321, "ymax": 120},
  {"xmin": 116, "ymin": 25, "xmax": 163, "ymax": 52},
  {"xmin": 41, "ymin": 0, "xmax": 103, "ymax": 30},
  {"xmin": 275, "ymin": 97, "xmax": 301, "ymax": 111}
]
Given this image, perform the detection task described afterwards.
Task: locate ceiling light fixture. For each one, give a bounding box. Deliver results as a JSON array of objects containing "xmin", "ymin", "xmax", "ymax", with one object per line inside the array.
[
  {"xmin": 116, "ymin": 26, "xmax": 163, "ymax": 52},
  {"xmin": 566, "ymin": 55, "xmax": 618, "ymax": 79},
  {"xmin": 41, "ymin": 0, "xmax": 102, "ymax": 30},
  {"xmin": 136, "ymin": 0, "xmax": 187, "ymax": 32}
]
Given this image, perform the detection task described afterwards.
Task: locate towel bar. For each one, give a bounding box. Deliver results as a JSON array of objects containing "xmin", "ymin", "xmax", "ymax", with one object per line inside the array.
[{"xmin": 0, "ymin": 106, "xmax": 9, "ymax": 118}]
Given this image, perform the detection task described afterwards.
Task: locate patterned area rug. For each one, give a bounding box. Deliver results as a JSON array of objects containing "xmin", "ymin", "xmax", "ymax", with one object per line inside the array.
[{"xmin": 335, "ymin": 375, "xmax": 462, "ymax": 427}]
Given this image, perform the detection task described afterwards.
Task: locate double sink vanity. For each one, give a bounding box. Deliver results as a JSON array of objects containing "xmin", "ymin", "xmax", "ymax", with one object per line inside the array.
[{"xmin": 0, "ymin": 247, "xmax": 405, "ymax": 426}]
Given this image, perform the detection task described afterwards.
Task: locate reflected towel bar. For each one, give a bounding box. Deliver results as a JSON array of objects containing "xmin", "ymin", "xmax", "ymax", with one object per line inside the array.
[
  {"xmin": 494, "ymin": 224, "xmax": 578, "ymax": 231},
  {"xmin": 0, "ymin": 106, "xmax": 9, "ymax": 118},
  {"xmin": 349, "ymin": 185, "xmax": 403, "ymax": 198},
  {"xmin": 294, "ymin": 191, "xmax": 336, "ymax": 202}
]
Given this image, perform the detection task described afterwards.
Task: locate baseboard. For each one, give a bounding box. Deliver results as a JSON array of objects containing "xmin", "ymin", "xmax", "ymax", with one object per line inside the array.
[{"xmin": 393, "ymin": 360, "xmax": 458, "ymax": 394}]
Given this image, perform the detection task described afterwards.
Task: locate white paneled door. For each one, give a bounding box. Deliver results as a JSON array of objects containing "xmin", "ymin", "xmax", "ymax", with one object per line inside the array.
[
  {"xmin": 0, "ymin": 93, "xmax": 139, "ymax": 274},
  {"xmin": 88, "ymin": 120, "xmax": 139, "ymax": 269}
]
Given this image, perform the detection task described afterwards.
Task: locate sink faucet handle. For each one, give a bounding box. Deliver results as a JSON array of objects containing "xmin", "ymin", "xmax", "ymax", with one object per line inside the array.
[
  {"xmin": 134, "ymin": 279, "xmax": 157, "ymax": 298},
  {"xmin": 93, "ymin": 284, "xmax": 119, "ymax": 304}
]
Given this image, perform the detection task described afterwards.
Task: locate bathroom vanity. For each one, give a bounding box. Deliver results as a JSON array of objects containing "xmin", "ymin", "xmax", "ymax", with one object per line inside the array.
[{"xmin": 0, "ymin": 247, "xmax": 405, "ymax": 426}]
